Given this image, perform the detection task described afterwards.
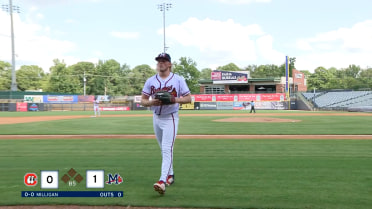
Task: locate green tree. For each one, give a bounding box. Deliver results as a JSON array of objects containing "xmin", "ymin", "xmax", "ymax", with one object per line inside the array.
[
  {"xmin": 16, "ymin": 65, "xmax": 45, "ymax": 91},
  {"xmin": 92, "ymin": 59, "xmax": 127, "ymax": 96},
  {"xmin": 47, "ymin": 59, "xmax": 80, "ymax": 93},
  {"xmin": 173, "ymin": 57, "xmax": 201, "ymax": 93},
  {"xmin": 125, "ymin": 64, "xmax": 156, "ymax": 95},
  {"xmin": 217, "ymin": 63, "xmax": 241, "ymax": 71},
  {"xmin": 345, "ymin": 64, "xmax": 361, "ymax": 78},
  {"xmin": 289, "ymin": 57, "xmax": 296, "ymax": 72},
  {"xmin": 359, "ymin": 68, "xmax": 372, "ymax": 89},
  {"xmin": 300, "ymin": 70, "xmax": 312, "ymax": 79},
  {"xmin": 200, "ymin": 68, "xmax": 212, "ymax": 80},
  {"xmin": 69, "ymin": 62, "xmax": 95, "ymax": 95},
  {"xmin": 307, "ymin": 67, "xmax": 336, "ymax": 90},
  {"xmin": 251, "ymin": 64, "xmax": 283, "ymax": 78},
  {"xmin": 0, "ymin": 61, "xmax": 11, "ymax": 90}
]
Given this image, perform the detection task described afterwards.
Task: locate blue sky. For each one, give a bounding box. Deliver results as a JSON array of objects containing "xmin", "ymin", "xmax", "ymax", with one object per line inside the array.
[{"xmin": 1, "ymin": 0, "xmax": 371, "ymax": 73}]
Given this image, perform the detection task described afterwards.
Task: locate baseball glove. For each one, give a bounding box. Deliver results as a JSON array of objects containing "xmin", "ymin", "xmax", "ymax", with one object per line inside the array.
[{"xmin": 154, "ymin": 91, "xmax": 175, "ymax": 105}]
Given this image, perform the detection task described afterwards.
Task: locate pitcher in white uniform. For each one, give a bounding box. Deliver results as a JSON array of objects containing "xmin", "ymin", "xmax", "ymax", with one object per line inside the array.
[{"xmin": 141, "ymin": 52, "xmax": 191, "ymax": 194}]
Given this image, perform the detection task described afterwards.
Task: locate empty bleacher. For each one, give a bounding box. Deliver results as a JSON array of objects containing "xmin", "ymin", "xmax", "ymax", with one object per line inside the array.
[
  {"xmin": 302, "ymin": 92, "xmax": 323, "ymax": 100},
  {"xmin": 302, "ymin": 91, "xmax": 372, "ymax": 109}
]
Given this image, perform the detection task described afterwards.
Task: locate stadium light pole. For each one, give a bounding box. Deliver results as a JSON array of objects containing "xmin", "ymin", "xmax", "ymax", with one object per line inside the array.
[
  {"xmin": 2, "ymin": 0, "xmax": 20, "ymax": 91},
  {"xmin": 83, "ymin": 71, "xmax": 86, "ymax": 96},
  {"xmin": 157, "ymin": 3, "xmax": 172, "ymax": 53}
]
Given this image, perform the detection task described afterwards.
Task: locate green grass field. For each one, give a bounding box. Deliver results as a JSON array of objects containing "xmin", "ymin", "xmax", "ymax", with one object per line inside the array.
[{"xmin": 0, "ymin": 110, "xmax": 372, "ymax": 209}]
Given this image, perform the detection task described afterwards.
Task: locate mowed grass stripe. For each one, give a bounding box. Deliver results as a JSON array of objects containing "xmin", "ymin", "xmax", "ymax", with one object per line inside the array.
[
  {"xmin": 1, "ymin": 114, "xmax": 372, "ymax": 135},
  {"xmin": 0, "ymin": 138, "xmax": 371, "ymax": 209}
]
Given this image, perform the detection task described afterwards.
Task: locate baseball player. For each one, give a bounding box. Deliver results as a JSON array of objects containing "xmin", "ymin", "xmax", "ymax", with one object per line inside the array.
[
  {"xmin": 141, "ymin": 52, "xmax": 191, "ymax": 194},
  {"xmin": 93, "ymin": 98, "xmax": 100, "ymax": 117}
]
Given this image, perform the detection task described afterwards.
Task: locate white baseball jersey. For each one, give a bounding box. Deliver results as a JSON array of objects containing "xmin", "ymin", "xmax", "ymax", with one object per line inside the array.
[
  {"xmin": 142, "ymin": 72, "xmax": 190, "ymax": 115},
  {"xmin": 93, "ymin": 100, "xmax": 99, "ymax": 107},
  {"xmin": 142, "ymin": 72, "xmax": 190, "ymax": 183},
  {"xmin": 93, "ymin": 100, "xmax": 100, "ymax": 116}
]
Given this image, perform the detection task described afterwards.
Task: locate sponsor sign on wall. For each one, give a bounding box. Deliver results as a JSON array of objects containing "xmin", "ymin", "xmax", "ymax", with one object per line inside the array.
[
  {"xmin": 199, "ymin": 102, "xmax": 217, "ymax": 110},
  {"xmin": 134, "ymin": 96, "xmax": 142, "ymax": 103},
  {"xmin": 211, "ymin": 71, "xmax": 248, "ymax": 84},
  {"xmin": 27, "ymin": 103, "xmax": 44, "ymax": 111},
  {"xmin": 233, "ymin": 102, "xmax": 245, "ymax": 110},
  {"xmin": 17, "ymin": 102, "xmax": 28, "ymax": 112},
  {"xmin": 180, "ymin": 103, "xmax": 195, "ymax": 110},
  {"xmin": 99, "ymin": 107, "xmax": 130, "ymax": 111},
  {"xmin": 43, "ymin": 95, "xmax": 78, "ymax": 103},
  {"xmin": 96, "ymin": 95, "xmax": 110, "ymax": 102},
  {"xmin": 78, "ymin": 95, "xmax": 95, "ymax": 103},
  {"xmin": 24, "ymin": 95, "xmax": 43, "ymax": 103},
  {"xmin": 217, "ymin": 102, "xmax": 233, "ymax": 110},
  {"xmin": 193, "ymin": 93, "xmax": 286, "ymax": 102}
]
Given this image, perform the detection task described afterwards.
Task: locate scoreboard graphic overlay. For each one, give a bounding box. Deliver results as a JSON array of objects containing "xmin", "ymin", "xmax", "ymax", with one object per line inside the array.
[{"xmin": 22, "ymin": 169, "xmax": 124, "ymax": 198}]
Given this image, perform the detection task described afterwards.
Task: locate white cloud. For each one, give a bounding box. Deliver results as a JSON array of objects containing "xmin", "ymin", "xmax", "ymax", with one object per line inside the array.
[
  {"xmin": 0, "ymin": 10, "xmax": 79, "ymax": 72},
  {"xmin": 296, "ymin": 20, "xmax": 372, "ymax": 71},
  {"xmin": 164, "ymin": 18, "xmax": 283, "ymax": 69},
  {"xmin": 92, "ymin": 50, "xmax": 103, "ymax": 57},
  {"xmin": 256, "ymin": 35, "xmax": 285, "ymax": 64},
  {"xmin": 110, "ymin": 31, "xmax": 139, "ymax": 39},
  {"xmin": 64, "ymin": 19, "xmax": 77, "ymax": 24},
  {"xmin": 36, "ymin": 13, "xmax": 44, "ymax": 19},
  {"xmin": 217, "ymin": 0, "xmax": 271, "ymax": 4}
]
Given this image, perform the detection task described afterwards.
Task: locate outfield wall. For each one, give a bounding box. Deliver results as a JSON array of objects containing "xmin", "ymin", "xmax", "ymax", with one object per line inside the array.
[{"xmin": 0, "ymin": 93, "xmax": 290, "ymax": 111}]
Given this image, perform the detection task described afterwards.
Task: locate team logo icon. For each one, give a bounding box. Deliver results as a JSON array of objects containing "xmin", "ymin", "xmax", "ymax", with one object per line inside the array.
[
  {"xmin": 61, "ymin": 168, "xmax": 83, "ymax": 187},
  {"xmin": 24, "ymin": 173, "xmax": 38, "ymax": 186},
  {"xmin": 105, "ymin": 173, "xmax": 123, "ymax": 185}
]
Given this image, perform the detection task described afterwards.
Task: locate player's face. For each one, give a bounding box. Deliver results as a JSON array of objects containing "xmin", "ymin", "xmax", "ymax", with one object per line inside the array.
[{"xmin": 157, "ymin": 59, "xmax": 171, "ymax": 73}]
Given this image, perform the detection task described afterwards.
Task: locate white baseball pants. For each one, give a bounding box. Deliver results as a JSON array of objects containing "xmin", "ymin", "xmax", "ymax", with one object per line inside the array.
[{"xmin": 153, "ymin": 112, "xmax": 179, "ymax": 183}]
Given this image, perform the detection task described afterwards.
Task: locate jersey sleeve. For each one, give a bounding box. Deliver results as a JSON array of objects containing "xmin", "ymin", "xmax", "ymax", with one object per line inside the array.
[
  {"xmin": 179, "ymin": 76, "xmax": 190, "ymax": 97},
  {"xmin": 142, "ymin": 78, "xmax": 152, "ymax": 96}
]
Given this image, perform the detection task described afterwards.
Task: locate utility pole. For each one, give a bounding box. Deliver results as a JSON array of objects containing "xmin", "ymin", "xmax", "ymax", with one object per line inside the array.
[
  {"xmin": 157, "ymin": 2, "xmax": 172, "ymax": 53},
  {"xmin": 2, "ymin": 0, "xmax": 20, "ymax": 91},
  {"xmin": 83, "ymin": 71, "xmax": 86, "ymax": 96}
]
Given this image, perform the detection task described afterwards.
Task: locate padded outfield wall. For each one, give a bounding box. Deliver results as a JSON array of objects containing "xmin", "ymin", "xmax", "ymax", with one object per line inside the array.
[
  {"xmin": 181, "ymin": 93, "xmax": 289, "ymax": 110},
  {"xmin": 0, "ymin": 92, "xmax": 289, "ymax": 111}
]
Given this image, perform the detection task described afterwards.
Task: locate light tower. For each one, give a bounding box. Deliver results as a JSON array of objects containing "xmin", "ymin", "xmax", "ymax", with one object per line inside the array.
[
  {"xmin": 157, "ymin": 3, "xmax": 172, "ymax": 53},
  {"xmin": 2, "ymin": 0, "xmax": 20, "ymax": 91}
]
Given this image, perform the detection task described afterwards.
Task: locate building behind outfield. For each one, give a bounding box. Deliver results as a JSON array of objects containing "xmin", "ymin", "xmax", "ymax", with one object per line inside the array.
[{"xmin": 198, "ymin": 69, "xmax": 307, "ymax": 94}]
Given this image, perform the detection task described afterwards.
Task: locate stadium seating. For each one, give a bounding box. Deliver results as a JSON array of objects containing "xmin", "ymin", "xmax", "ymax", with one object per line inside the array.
[{"xmin": 302, "ymin": 91, "xmax": 372, "ymax": 108}]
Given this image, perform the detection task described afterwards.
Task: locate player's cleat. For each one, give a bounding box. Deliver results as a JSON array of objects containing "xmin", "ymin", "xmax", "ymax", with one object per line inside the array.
[
  {"xmin": 166, "ymin": 175, "xmax": 174, "ymax": 186},
  {"xmin": 153, "ymin": 181, "xmax": 166, "ymax": 194}
]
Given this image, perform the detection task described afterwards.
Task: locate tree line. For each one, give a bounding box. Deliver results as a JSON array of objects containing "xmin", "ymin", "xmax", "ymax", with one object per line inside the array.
[{"xmin": 0, "ymin": 58, "xmax": 371, "ymax": 95}]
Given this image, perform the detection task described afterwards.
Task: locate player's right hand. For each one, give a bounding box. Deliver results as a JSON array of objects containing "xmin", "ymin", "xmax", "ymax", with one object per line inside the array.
[{"xmin": 151, "ymin": 99, "xmax": 162, "ymax": 106}]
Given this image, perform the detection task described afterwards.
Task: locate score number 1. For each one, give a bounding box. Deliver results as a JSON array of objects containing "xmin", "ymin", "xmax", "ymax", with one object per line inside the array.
[{"xmin": 86, "ymin": 170, "xmax": 104, "ymax": 188}]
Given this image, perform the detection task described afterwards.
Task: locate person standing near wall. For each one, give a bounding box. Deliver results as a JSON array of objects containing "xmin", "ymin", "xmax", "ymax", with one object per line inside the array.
[
  {"xmin": 93, "ymin": 97, "xmax": 101, "ymax": 117},
  {"xmin": 250, "ymin": 100, "xmax": 256, "ymax": 113}
]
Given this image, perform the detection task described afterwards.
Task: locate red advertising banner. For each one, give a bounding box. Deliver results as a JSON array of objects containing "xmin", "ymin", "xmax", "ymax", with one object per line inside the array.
[
  {"xmin": 16, "ymin": 102, "xmax": 28, "ymax": 112},
  {"xmin": 99, "ymin": 107, "xmax": 130, "ymax": 111},
  {"xmin": 260, "ymin": 93, "xmax": 285, "ymax": 101},
  {"xmin": 211, "ymin": 71, "xmax": 222, "ymax": 80},
  {"xmin": 194, "ymin": 93, "xmax": 286, "ymax": 102},
  {"xmin": 193, "ymin": 95, "xmax": 213, "ymax": 102},
  {"xmin": 238, "ymin": 94, "xmax": 257, "ymax": 101},
  {"xmin": 216, "ymin": 94, "xmax": 237, "ymax": 101}
]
